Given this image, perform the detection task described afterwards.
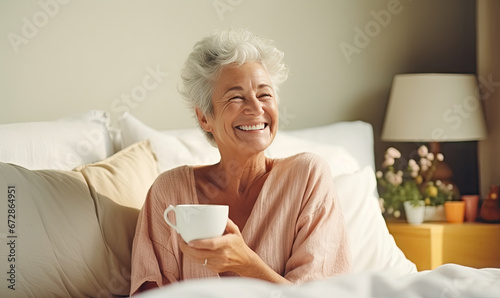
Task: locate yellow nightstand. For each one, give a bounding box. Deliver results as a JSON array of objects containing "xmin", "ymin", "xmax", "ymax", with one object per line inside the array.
[{"xmin": 386, "ymin": 221, "xmax": 500, "ymax": 271}]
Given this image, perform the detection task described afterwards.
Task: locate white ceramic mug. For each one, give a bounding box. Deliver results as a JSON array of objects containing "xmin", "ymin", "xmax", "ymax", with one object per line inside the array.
[{"xmin": 163, "ymin": 204, "xmax": 229, "ymax": 243}]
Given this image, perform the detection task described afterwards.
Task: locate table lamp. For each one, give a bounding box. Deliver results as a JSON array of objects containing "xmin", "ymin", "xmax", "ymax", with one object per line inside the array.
[{"xmin": 381, "ymin": 73, "xmax": 488, "ymax": 181}]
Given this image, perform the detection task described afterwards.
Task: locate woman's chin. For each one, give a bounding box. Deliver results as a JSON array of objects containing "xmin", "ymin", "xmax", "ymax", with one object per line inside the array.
[{"xmin": 236, "ymin": 138, "xmax": 272, "ymax": 156}]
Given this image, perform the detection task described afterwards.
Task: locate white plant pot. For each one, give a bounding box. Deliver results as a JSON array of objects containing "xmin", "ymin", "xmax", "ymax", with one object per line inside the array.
[
  {"xmin": 424, "ymin": 205, "xmax": 446, "ymax": 222},
  {"xmin": 404, "ymin": 201, "xmax": 425, "ymax": 225}
]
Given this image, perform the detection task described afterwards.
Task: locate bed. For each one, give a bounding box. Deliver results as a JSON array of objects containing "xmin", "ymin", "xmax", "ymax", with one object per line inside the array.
[{"xmin": 1, "ymin": 110, "xmax": 499, "ymax": 297}]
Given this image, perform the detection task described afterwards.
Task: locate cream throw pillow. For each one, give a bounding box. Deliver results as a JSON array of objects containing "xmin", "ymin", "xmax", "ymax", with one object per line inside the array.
[
  {"xmin": 76, "ymin": 139, "xmax": 158, "ymax": 279},
  {"xmin": 0, "ymin": 140, "xmax": 158, "ymax": 297}
]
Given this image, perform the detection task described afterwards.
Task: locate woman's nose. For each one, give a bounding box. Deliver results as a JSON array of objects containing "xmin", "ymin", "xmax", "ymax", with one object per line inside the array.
[{"xmin": 244, "ymin": 96, "xmax": 264, "ymax": 116}]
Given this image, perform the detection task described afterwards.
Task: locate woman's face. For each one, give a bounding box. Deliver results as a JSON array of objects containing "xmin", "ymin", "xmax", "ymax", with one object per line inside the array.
[{"xmin": 199, "ymin": 62, "xmax": 279, "ymax": 156}]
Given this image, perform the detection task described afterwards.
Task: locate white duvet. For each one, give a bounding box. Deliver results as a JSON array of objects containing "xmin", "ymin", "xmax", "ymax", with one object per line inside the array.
[{"xmin": 137, "ymin": 264, "xmax": 500, "ymax": 298}]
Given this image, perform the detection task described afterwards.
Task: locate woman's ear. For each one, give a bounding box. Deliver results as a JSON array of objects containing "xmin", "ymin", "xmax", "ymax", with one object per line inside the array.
[{"xmin": 195, "ymin": 107, "xmax": 212, "ymax": 132}]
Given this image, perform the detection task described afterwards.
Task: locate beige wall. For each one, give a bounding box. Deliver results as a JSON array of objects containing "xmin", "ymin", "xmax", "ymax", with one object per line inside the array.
[
  {"xmin": 478, "ymin": 0, "xmax": 500, "ymax": 197},
  {"xmin": 0, "ymin": 0, "xmax": 476, "ymax": 172}
]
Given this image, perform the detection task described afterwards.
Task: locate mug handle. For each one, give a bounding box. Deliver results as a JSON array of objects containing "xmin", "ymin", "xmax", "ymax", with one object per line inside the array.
[{"xmin": 163, "ymin": 205, "xmax": 179, "ymax": 233}]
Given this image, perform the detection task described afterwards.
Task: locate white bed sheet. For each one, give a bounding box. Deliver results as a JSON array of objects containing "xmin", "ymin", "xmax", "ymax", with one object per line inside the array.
[{"xmin": 136, "ymin": 264, "xmax": 500, "ymax": 298}]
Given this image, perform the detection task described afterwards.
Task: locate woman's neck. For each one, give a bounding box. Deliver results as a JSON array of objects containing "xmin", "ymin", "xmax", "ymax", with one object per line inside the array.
[{"xmin": 214, "ymin": 151, "xmax": 271, "ymax": 195}]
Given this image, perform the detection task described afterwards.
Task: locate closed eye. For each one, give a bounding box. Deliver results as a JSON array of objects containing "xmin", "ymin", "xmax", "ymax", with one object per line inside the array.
[{"xmin": 258, "ymin": 94, "xmax": 272, "ymax": 99}]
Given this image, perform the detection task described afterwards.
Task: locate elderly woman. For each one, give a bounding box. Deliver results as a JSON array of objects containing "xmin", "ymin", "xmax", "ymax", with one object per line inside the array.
[{"xmin": 130, "ymin": 29, "xmax": 351, "ymax": 295}]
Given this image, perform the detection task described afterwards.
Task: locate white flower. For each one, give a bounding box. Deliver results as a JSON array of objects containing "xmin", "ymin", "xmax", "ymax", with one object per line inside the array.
[
  {"xmin": 447, "ymin": 184, "xmax": 454, "ymax": 190},
  {"xmin": 386, "ymin": 147, "xmax": 401, "ymax": 159},
  {"xmin": 437, "ymin": 153, "xmax": 444, "ymax": 162},
  {"xmin": 385, "ymin": 171, "xmax": 402, "ymax": 187},
  {"xmin": 408, "ymin": 159, "xmax": 420, "ymax": 172},
  {"xmin": 411, "ymin": 170, "xmax": 418, "ymax": 178},
  {"xmin": 394, "ymin": 210, "xmax": 401, "ymax": 218},
  {"xmin": 426, "ymin": 158, "xmax": 432, "ymax": 167},
  {"xmin": 436, "ymin": 180, "xmax": 442, "ymax": 186},
  {"xmin": 387, "ymin": 207, "xmax": 394, "ymax": 214},
  {"xmin": 382, "ymin": 157, "xmax": 395, "ymax": 168},
  {"xmin": 427, "ymin": 153, "xmax": 435, "ymax": 161},
  {"xmin": 376, "ymin": 171, "xmax": 383, "ymax": 179},
  {"xmin": 418, "ymin": 145, "xmax": 429, "ymax": 157},
  {"xmin": 420, "ymin": 158, "xmax": 432, "ymax": 168}
]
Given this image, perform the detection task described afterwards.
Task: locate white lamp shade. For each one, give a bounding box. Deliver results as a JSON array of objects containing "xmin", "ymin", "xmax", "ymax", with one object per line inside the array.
[{"xmin": 381, "ymin": 73, "xmax": 488, "ymax": 142}]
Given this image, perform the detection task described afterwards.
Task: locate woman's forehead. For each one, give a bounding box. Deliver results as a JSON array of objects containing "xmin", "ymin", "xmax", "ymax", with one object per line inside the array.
[{"xmin": 216, "ymin": 62, "xmax": 272, "ymax": 90}]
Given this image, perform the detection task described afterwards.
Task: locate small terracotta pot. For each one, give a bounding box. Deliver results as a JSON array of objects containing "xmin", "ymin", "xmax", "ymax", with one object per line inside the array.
[
  {"xmin": 444, "ymin": 201, "xmax": 465, "ymax": 223},
  {"xmin": 461, "ymin": 195, "xmax": 479, "ymax": 222}
]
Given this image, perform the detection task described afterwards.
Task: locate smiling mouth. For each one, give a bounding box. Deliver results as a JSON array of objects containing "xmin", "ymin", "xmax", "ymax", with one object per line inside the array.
[{"xmin": 236, "ymin": 123, "xmax": 267, "ymax": 131}]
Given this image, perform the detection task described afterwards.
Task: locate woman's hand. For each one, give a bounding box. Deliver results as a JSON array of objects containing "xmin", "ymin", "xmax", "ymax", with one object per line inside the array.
[
  {"xmin": 178, "ymin": 218, "xmax": 256, "ymax": 275},
  {"xmin": 178, "ymin": 218, "xmax": 290, "ymax": 284}
]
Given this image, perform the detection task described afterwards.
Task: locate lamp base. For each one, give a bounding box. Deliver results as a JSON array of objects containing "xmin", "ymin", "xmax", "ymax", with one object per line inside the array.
[
  {"xmin": 429, "ymin": 142, "xmax": 453, "ymax": 182},
  {"xmin": 427, "ymin": 142, "xmax": 460, "ymax": 198}
]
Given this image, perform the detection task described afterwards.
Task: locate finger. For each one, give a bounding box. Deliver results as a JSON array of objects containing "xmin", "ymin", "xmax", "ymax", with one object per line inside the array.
[
  {"xmin": 188, "ymin": 237, "xmax": 221, "ymax": 250},
  {"xmin": 180, "ymin": 238, "xmax": 214, "ymax": 264},
  {"xmin": 225, "ymin": 218, "xmax": 241, "ymax": 235},
  {"xmin": 179, "ymin": 235, "xmax": 208, "ymax": 255},
  {"xmin": 179, "ymin": 237, "xmax": 198, "ymax": 256}
]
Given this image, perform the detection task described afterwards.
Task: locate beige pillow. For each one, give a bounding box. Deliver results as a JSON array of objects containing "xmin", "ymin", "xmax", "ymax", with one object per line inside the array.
[
  {"xmin": 76, "ymin": 139, "xmax": 158, "ymax": 276},
  {"xmin": 0, "ymin": 140, "xmax": 158, "ymax": 297}
]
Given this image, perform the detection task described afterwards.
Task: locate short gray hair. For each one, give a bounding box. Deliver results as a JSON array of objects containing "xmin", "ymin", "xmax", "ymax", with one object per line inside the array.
[{"xmin": 179, "ymin": 28, "xmax": 288, "ymax": 146}]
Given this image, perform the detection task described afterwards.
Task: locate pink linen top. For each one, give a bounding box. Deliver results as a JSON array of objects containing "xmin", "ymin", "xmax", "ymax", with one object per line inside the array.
[{"xmin": 130, "ymin": 153, "xmax": 351, "ymax": 295}]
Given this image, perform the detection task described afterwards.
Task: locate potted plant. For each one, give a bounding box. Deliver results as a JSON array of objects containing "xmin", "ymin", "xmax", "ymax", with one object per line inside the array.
[
  {"xmin": 377, "ymin": 145, "xmax": 456, "ymax": 224},
  {"xmin": 403, "ymin": 200, "xmax": 425, "ymax": 225}
]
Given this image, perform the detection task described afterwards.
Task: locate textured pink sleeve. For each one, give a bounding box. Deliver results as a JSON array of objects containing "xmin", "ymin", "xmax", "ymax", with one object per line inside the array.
[
  {"xmin": 129, "ymin": 173, "xmax": 183, "ymax": 295},
  {"xmin": 284, "ymin": 155, "xmax": 351, "ymax": 283}
]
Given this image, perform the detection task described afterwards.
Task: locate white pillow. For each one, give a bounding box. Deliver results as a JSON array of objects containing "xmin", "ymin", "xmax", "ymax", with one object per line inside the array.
[
  {"xmin": 0, "ymin": 140, "xmax": 158, "ymax": 297},
  {"xmin": 285, "ymin": 121, "xmax": 376, "ymax": 171},
  {"xmin": 334, "ymin": 166, "xmax": 417, "ymax": 274},
  {"xmin": 119, "ymin": 112, "xmax": 221, "ymax": 172},
  {"xmin": 266, "ymin": 132, "xmax": 360, "ymax": 178},
  {"xmin": 0, "ymin": 110, "xmax": 114, "ymax": 170}
]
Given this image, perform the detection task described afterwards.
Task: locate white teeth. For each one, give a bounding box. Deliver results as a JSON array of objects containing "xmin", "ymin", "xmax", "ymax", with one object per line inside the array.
[{"xmin": 237, "ymin": 123, "xmax": 266, "ymax": 131}]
